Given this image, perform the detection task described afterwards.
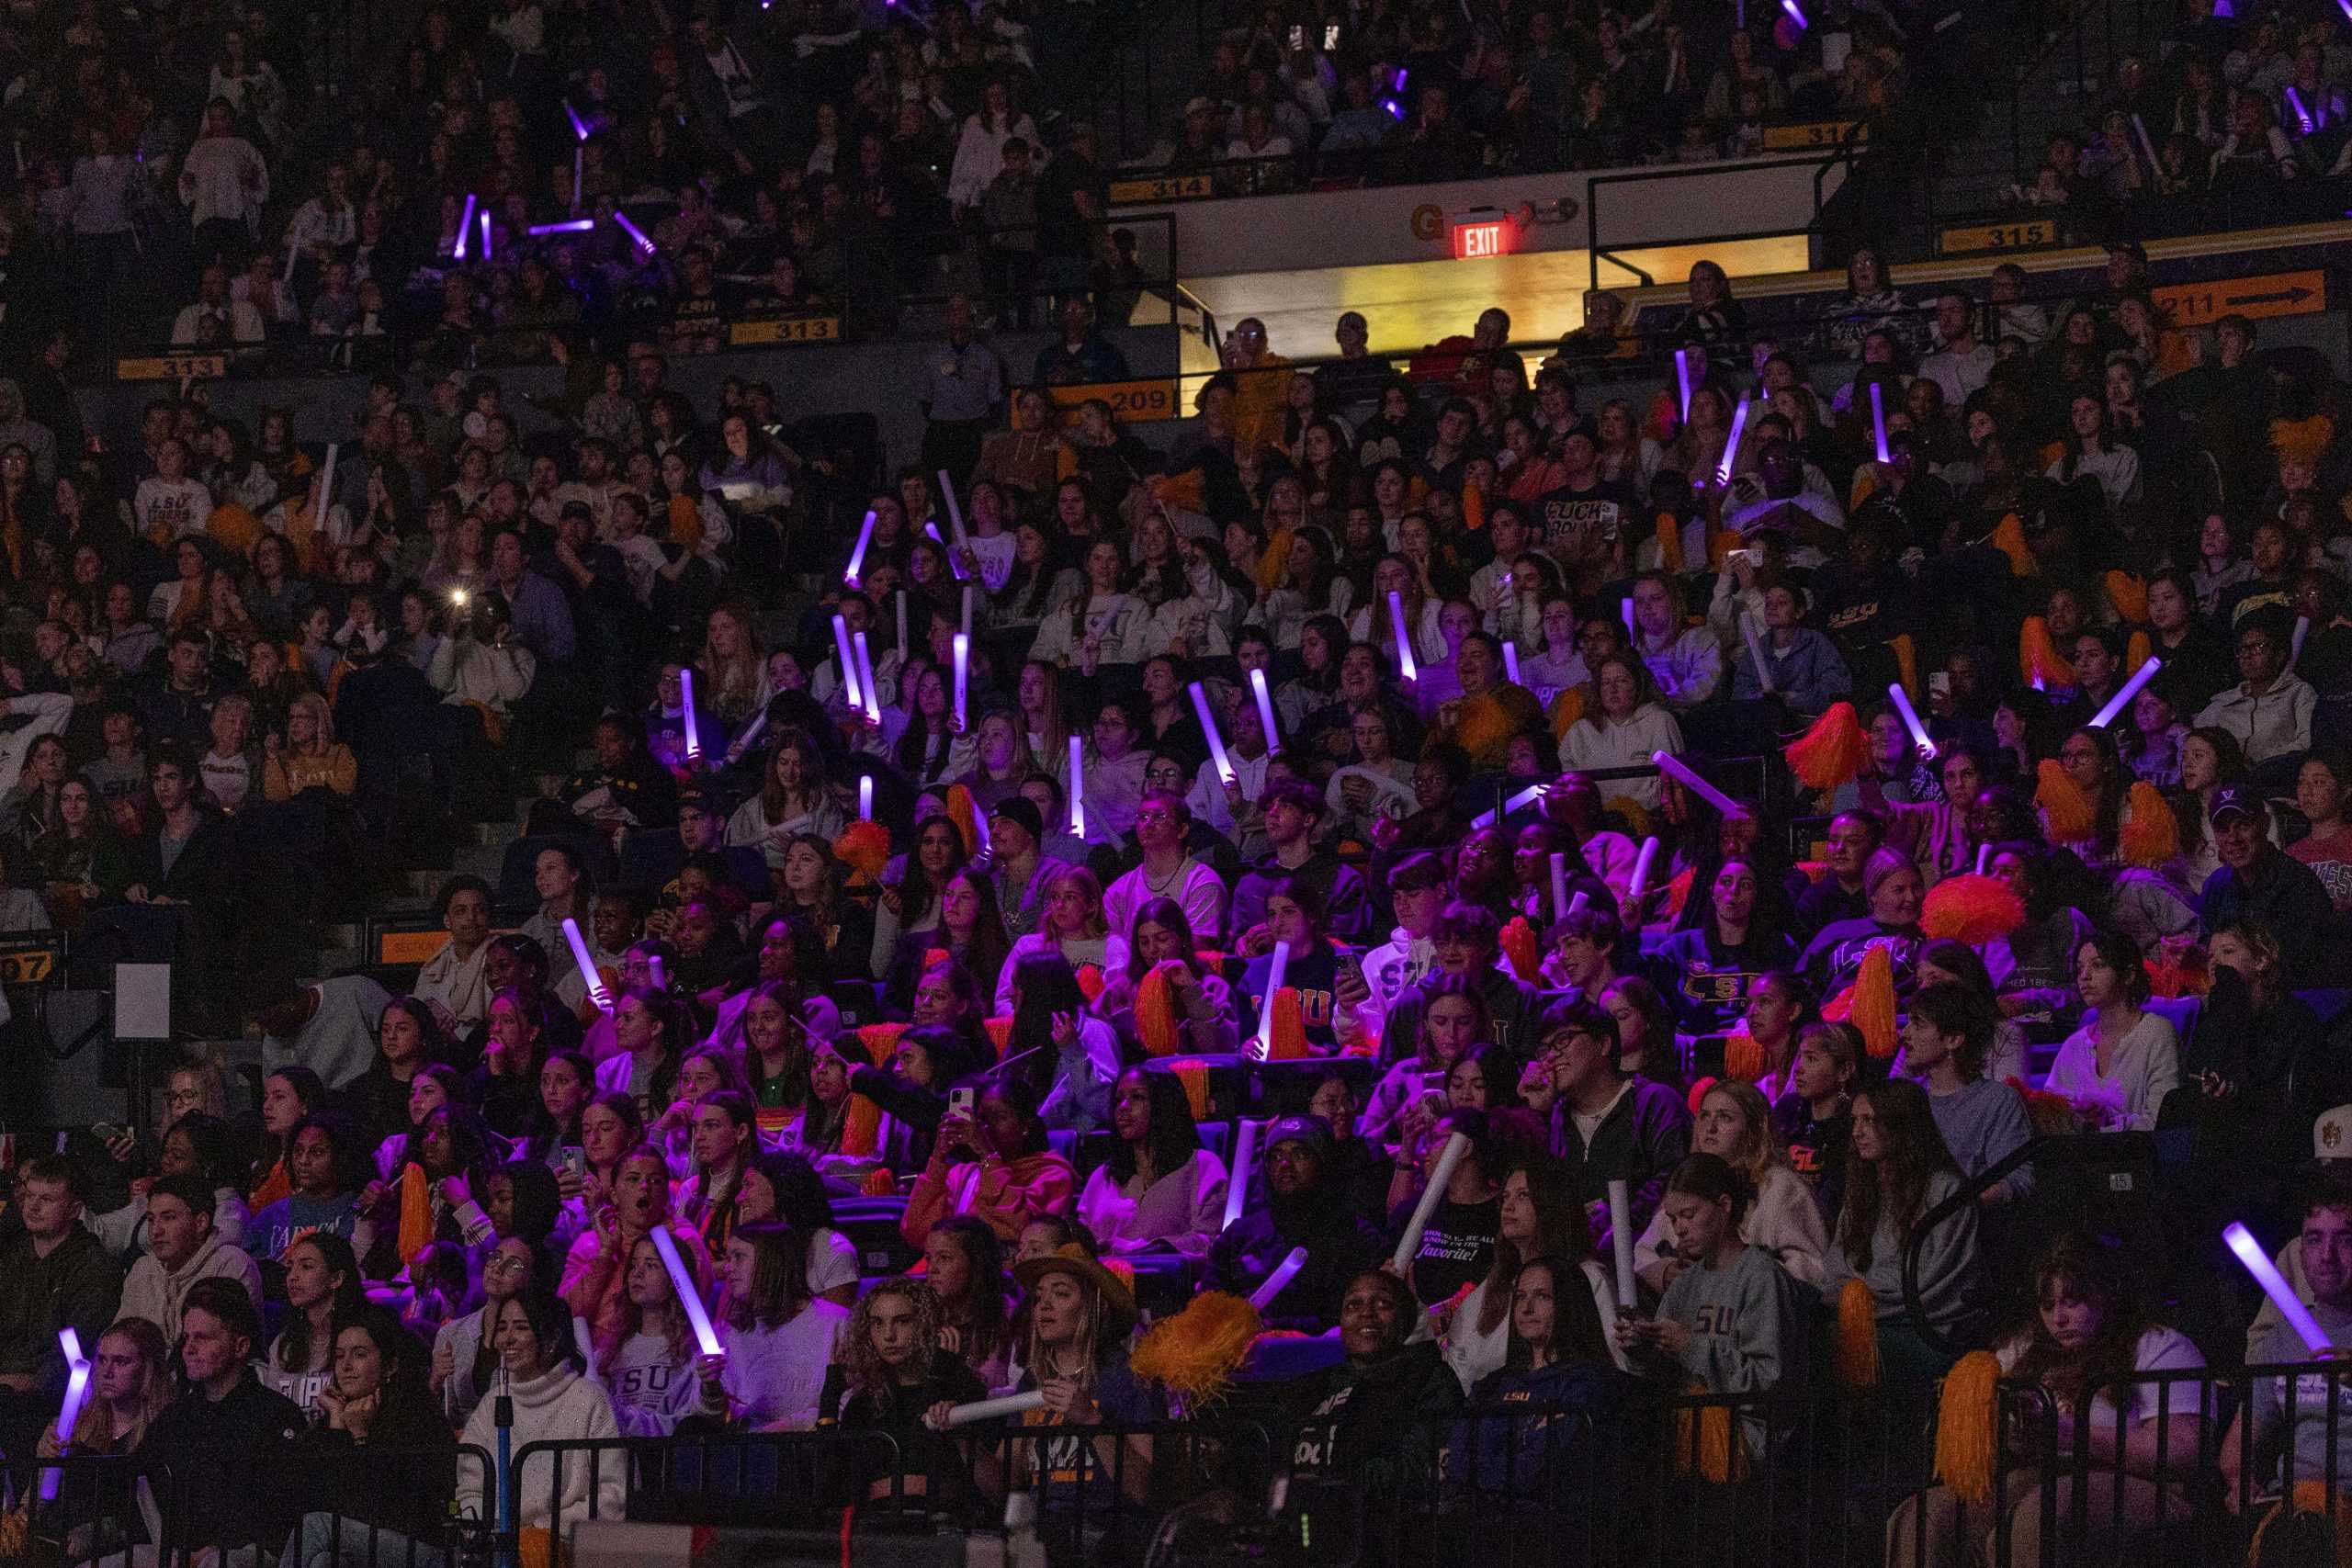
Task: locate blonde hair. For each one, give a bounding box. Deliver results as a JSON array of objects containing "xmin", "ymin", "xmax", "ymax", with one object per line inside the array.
[
  {"xmin": 1699, "ymin": 1079, "xmax": 1789, "ymax": 1189},
  {"xmin": 288, "ymin": 691, "xmax": 335, "ymax": 751},
  {"xmin": 1040, "ymin": 863, "xmax": 1110, "ymax": 942}
]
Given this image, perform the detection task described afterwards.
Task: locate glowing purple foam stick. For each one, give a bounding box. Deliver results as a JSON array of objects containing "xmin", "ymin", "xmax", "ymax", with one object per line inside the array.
[
  {"xmin": 650, "ymin": 1228, "xmax": 723, "ymax": 1357},
  {"xmin": 1652, "ymin": 751, "xmax": 1751, "ymax": 818},
  {"xmin": 40, "ymin": 1328, "xmax": 91, "ymax": 1500},
  {"xmin": 1675, "ymin": 348, "xmax": 1694, "ymax": 422},
  {"xmin": 613, "ymin": 210, "xmax": 655, "ymax": 257},
  {"xmin": 1389, "ymin": 592, "xmax": 1419, "ymax": 681},
  {"xmin": 2226, "ymin": 1222, "xmax": 2331, "ymax": 1354},
  {"xmin": 1885, "ymin": 682, "xmax": 1939, "ymax": 760},
  {"xmin": 1715, "ymin": 397, "xmax": 1751, "ymax": 485},
  {"xmin": 2088, "ymin": 657, "xmax": 2162, "ymax": 728},
  {"xmin": 454, "ymin": 193, "xmax": 477, "ymax": 259},
  {"xmin": 1250, "ymin": 668, "xmax": 1282, "ymax": 754},
  {"xmin": 680, "ymin": 669, "xmax": 700, "ymax": 761},
  {"xmin": 560, "ymin": 919, "xmax": 614, "ymax": 1014},
  {"xmin": 1870, "ymin": 381, "xmax": 1891, "ymax": 463},
  {"xmin": 1191, "ymin": 682, "xmax": 1234, "ymax": 785},
  {"xmin": 527, "ymin": 219, "xmax": 596, "ymax": 236},
  {"xmin": 844, "ymin": 510, "xmax": 876, "ymax": 587}
]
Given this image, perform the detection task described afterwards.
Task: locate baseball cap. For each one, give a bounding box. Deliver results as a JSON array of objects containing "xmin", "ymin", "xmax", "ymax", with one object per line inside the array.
[
  {"xmin": 2210, "ymin": 784, "xmax": 2266, "ymax": 826},
  {"xmin": 1264, "ymin": 1114, "xmax": 1331, "ymax": 1157},
  {"xmin": 2316, "ymin": 1105, "xmax": 2352, "ymax": 1160},
  {"xmin": 987, "ymin": 795, "xmax": 1044, "ymax": 840}
]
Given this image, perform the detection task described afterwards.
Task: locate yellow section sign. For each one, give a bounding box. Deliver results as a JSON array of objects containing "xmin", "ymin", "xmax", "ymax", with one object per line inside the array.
[
  {"xmin": 1108, "ymin": 174, "xmax": 1213, "ymax": 205},
  {"xmin": 1937, "ymin": 218, "xmax": 2061, "ymax": 255},
  {"xmin": 2154, "ymin": 270, "xmax": 2326, "ymax": 327},
  {"xmin": 1761, "ymin": 120, "xmax": 1866, "ymax": 151},
  {"xmin": 116, "ymin": 355, "xmax": 226, "ymax": 381},
  {"xmin": 1046, "ymin": 378, "xmax": 1184, "ymax": 423},
  {"xmin": 727, "ymin": 316, "xmax": 841, "ymax": 346}
]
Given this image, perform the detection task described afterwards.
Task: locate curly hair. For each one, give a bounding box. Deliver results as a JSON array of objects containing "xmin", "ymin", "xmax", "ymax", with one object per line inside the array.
[{"xmin": 839, "ymin": 1277, "xmax": 944, "ymax": 1403}]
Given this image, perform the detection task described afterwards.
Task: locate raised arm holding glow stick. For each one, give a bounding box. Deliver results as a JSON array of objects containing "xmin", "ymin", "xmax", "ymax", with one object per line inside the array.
[
  {"xmin": 1190, "ymin": 682, "xmax": 1236, "ymax": 785},
  {"xmin": 650, "ymin": 1226, "xmax": 723, "ymax": 1358},
  {"xmin": 1392, "ymin": 1132, "xmax": 1473, "ymax": 1272},
  {"xmin": 1250, "ymin": 668, "xmax": 1282, "ymax": 755},
  {"xmin": 1715, "ymin": 398, "xmax": 1751, "ymax": 486},
  {"xmin": 1885, "ymin": 682, "xmax": 1938, "ymax": 760},
  {"xmin": 852, "ymin": 632, "xmax": 881, "ymax": 725},
  {"xmin": 1252, "ymin": 942, "xmax": 1291, "ymax": 1059},
  {"xmin": 560, "ymin": 918, "xmax": 614, "ymax": 1014},
  {"xmin": 2088, "ymin": 656, "xmax": 2163, "ymax": 728},
  {"xmin": 40, "ymin": 1328, "xmax": 92, "ymax": 1500},
  {"xmin": 1651, "ymin": 752, "xmax": 1751, "ymax": 819}
]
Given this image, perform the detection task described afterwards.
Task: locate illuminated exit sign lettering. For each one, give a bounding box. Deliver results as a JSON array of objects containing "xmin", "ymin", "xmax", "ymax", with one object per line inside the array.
[{"xmin": 1453, "ymin": 218, "xmax": 1508, "ymax": 259}]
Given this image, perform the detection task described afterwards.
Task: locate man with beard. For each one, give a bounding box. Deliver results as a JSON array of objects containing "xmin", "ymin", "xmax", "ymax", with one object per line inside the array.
[{"xmin": 1204, "ymin": 1116, "xmax": 1381, "ymax": 1331}]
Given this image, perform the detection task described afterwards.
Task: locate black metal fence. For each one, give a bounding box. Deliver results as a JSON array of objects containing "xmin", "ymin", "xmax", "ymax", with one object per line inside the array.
[{"xmin": 15, "ymin": 1371, "xmax": 2352, "ymax": 1566}]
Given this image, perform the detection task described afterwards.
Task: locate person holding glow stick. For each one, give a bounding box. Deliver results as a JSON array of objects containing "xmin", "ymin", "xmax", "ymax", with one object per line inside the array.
[
  {"xmin": 1537, "ymin": 996, "xmax": 1692, "ymax": 1249},
  {"xmin": 2221, "ymin": 1178, "xmax": 2352, "ymax": 1514},
  {"xmin": 1204, "ymin": 1115, "xmax": 1385, "ymax": 1331},
  {"xmin": 1559, "ymin": 653, "xmax": 1684, "ymax": 810},
  {"xmin": 597, "ymin": 1229, "xmax": 714, "ymax": 1434},
  {"xmin": 1001, "ymin": 1242, "xmax": 1163, "ymax": 1505},
  {"xmin": 1821, "ymin": 1077, "xmax": 1982, "ymax": 1367},
  {"xmin": 695, "ymin": 1222, "xmax": 850, "ymax": 1430},
  {"xmin": 817, "ymin": 1276, "xmax": 989, "ymax": 1495},
  {"xmin": 30, "ymin": 1316, "xmax": 174, "ymax": 1508},
  {"xmin": 1075, "ymin": 1066, "xmax": 1230, "ymax": 1257}
]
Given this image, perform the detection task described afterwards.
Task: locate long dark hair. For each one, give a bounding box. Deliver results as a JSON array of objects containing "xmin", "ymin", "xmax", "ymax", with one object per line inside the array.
[
  {"xmin": 276, "ymin": 1232, "xmax": 366, "ymax": 1373},
  {"xmin": 724, "ymin": 1220, "xmax": 813, "ymax": 1331},
  {"xmin": 938, "ymin": 866, "xmax": 1012, "ymax": 1003},
  {"xmin": 1478, "ymin": 1154, "xmax": 1593, "ymax": 1337},
  {"xmin": 1008, "ymin": 951, "xmax": 1087, "ymax": 1101},
  {"xmin": 1504, "ymin": 1253, "xmax": 1613, "ymax": 1369},
  {"xmin": 1837, "ymin": 1077, "xmax": 1960, "ymax": 1270},
  {"xmin": 1105, "ymin": 1066, "xmax": 1202, "ymax": 1185},
  {"xmin": 746, "ymin": 1149, "xmax": 835, "ymax": 1235},
  {"xmin": 928, "ymin": 1213, "xmax": 1011, "ymax": 1369},
  {"xmin": 287, "ymin": 1110, "xmax": 369, "ymax": 1196}
]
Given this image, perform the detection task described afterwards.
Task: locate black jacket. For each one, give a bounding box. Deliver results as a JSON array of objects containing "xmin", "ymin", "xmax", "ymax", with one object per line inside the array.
[
  {"xmin": 1204, "ymin": 1188, "xmax": 1383, "ymax": 1332},
  {"xmin": 284, "ymin": 1395, "xmax": 457, "ymax": 1545},
  {"xmin": 1550, "ymin": 1075, "xmax": 1694, "ymax": 1249},
  {"xmin": 143, "ymin": 1376, "xmax": 305, "ymax": 1552},
  {"xmin": 0, "ymin": 1224, "xmax": 122, "ymax": 1393}
]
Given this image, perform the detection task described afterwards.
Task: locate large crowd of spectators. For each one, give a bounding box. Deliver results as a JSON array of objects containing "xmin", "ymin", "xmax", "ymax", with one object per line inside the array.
[{"xmin": 0, "ymin": 1, "xmax": 2345, "ymax": 1564}]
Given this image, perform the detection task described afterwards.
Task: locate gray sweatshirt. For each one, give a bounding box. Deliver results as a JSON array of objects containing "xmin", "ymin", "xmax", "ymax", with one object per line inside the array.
[
  {"xmin": 1928, "ymin": 1078, "xmax": 2036, "ymax": 1199},
  {"xmin": 1822, "ymin": 1168, "xmax": 1981, "ymax": 1337},
  {"xmin": 601, "ymin": 1330, "xmax": 700, "ymax": 1437},
  {"xmin": 2251, "ymin": 1303, "xmax": 2352, "ymax": 1488}
]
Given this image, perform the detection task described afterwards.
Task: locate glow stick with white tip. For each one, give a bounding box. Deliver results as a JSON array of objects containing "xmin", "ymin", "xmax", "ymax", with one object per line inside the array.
[
  {"xmin": 1975, "ymin": 843, "xmax": 1991, "ymax": 875},
  {"xmin": 1473, "ymin": 784, "xmax": 1544, "ymax": 828},
  {"xmin": 1393, "ymin": 1133, "xmax": 1472, "ymax": 1271},
  {"xmin": 1626, "ymin": 837, "xmax": 1662, "ymax": 901},
  {"xmin": 1190, "ymin": 682, "xmax": 1235, "ymax": 785},
  {"xmin": 1389, "ymin": 592, "xmax": 1419, "ymax": 681},
  {"xmin": 1549, "ymin": 852, "xmax": 1569, "ymax": 921},
  {"xmin": 1869, "ymin": 381, "xmax": 1891, "ymax": 464},
  {"xmin": 844, "ymin": 511, "xmax": 876, "ymax": 586},
  {"xmin": 1622, "ymin": 596, "xmax": 1637, "ymax": 642},
  {"xmin": 560, "ymin": 918, "xmax": 613, "ymax": 1014},
  {"xmin": 2288, "ymin": 86, "xmax": 2315, "ymax": 135},
  {"xmin": 971, "ymin": 805, "xmax": 991, "ymax": 857},
  {"xmin": 1222, "ymin": 1120, "xmax": 1260, "ymax": 1230},
  {"xmin": 1069, "ymin": 736, "xmax": 1086, "ymax": 837},
  {"xmin": 1741, "ymin": 612, "xmax": 1773, "ymax": 694},
  {"xmin": 649, "ymin": 955, "xmax": 666, "ymax": 990},
  {"xmin": 1608, "ymin": 1180, "xmax": 1638, "ymax": 1307},
  {"xmin": 859, "ymin": 776, "xmax": 873, "ymax": 820},
  {"xmin": 1568, "ymin": 890, "xmax": 1589, "ymax": 918},
  {"xmin": 680, "ymin": 669, "xmax": 700, "ymax": 761},
  {"xmin": 40, "ymin": 1328, "xmax": 91, "ymax": 1500},
  {"xmin": 944, "ymin": 1390, "xmax": 1046, "ymax": 1427},
  {"xmin": 1674, "ymin": 348, "xmax": 1693, "ymax": 422},
  {"xmin": 1250, "ymin": 668, "xmax": 1282, "ymax": 754},
  {"xmin": 650, "ymin": 1227, "xmax": 722, "ymax": 1356},
  {"xmin": 936, "ymin": 470, "xmax": 971, "ymax": 552},
  {"xmin": 1249, "ymin": 1247, "xmax": 1310, "ymax": 1313},
  {"xmin": 1715, "ymin": 398, "xmax": 1750, "ymax": 486},
  {"xmin": 613, "ymin": 210, "xmax": 656, "ymax": 257},
  {"xmin": 952, "ymin": 633, "xmax": 969, "ymax": 728},
  {"xmin": 455, "ymin": 193, "xmax": 477, "ymax": 258},
  {"xmin": 1501, "ymin": 641, "xmax": 1522, "ymax": 684},
  {"xmin": 831, "ymin": 615, "xmax": 862, "ymax": 711},
  {"xmin": 1253, "ymin": 942, "xmax": 1291, "ymax": 1059},
  {"xmin": 2225, "ymin": 1222, "xmax": 2331, "ymax": 1354},
  {"xmin": 2132, "ymin": 114, "xmax": 2162, "ymax": 169},
  {"xmin": 853, "ymin": 632, "xmax": 881, "ymax": 725},
  {"xmin": 2088, "ymin": 657, "xmax": 2163, "ymax": 728},
  {"xmin": 480, "ymin": 211, "xmax": 493, "ymax": 261},
  {"xmin": 1885, "ymin": 682, "xmax": 1939, "ymax": 760},
  {"xmin": 1652, "ymin": 752, "xmax": 1750, "ymax": 819}
]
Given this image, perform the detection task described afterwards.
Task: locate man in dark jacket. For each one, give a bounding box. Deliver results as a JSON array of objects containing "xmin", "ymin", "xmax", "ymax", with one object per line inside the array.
[
  {"xmin": 0, "ymin": 1155, "xmax": 123, "ymax": 1461},
  {"xmin": 1540, "ymin": 996, "xmax": 1693, "ymax": 1250},
  {"xmin": 2201, "ymin": 784, "xmax": 2339, "ymax": 988},
  {"xmin": 141, "ymin": 1278, "xmax": 303, "ymax": 1558},
  {"xmin": 1229, "ymin": 779, "xmax": 1375, "ymax": 946},
  {"xmin": 1204, "ymin": 1116, "xmax": 1382, "ymax": 1332}
]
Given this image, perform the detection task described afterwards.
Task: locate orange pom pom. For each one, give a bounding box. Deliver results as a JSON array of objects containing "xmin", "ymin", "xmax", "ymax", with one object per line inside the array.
[
  {"xmin": 1076, "ymin": 964, "xmax": 1106, "ymax": 1003},
  {"xmin": 855, "ymin": 1022, "xmax": 909, "ymax": 1065},
  {"xmin": 833, "ymin": 819, "xmax": 891, "ymax": 886},
  {"xmin": 1721, "ymin": 1028, "xmax": 1764, "ymax": 1082},
  {"xmin": 1784, "ymin": 702, "xmax": 1866, "ymax": 793},
  {"xmin": 2035, "ymin": 759, "xmax": 2097, "ymax": 842},
  {"xmin": 1548, "ymin": 685, "xmax": 1587, "ymax": 739},
  {"xmin": 1707, "ymin": 530, "xmax": 1746, "ymax": 571},
  {"xmin": 944, "ymin": 784, "xmax": 980, "ymax": 857},
  {"xmin": 1890, "ymin": 632, "xmax": 1919, "ymax": 702},
  {"xmin": 1498, "ymin": 916, "xmax": 1543, "ymax": 982},
  {"xmin": 1849, "ymin": 944, "xmax": 1898, "ymax": 1058},
  {"xmin": 862, "ymin": 1168, "xmax": 897, "ymax": 1197},
  {"xmin": 1267, "ymin": 987, "xmax": 1307, "ymax": 1059},
  {"xmin": 1660, "ymin": 865, "xmax": 1695, "ymax": 924},
  {"xmin": 842, "ymin": 1094, "xmax": 883, "ymax": 1157},
  {"xmin": 2125, "ymin": 628, "xmax": 2152, "ymax": 672},
  {"xmin": 1654, "ymin": 512, "xmax": 1684, "ymax": 572},
  {"xmin": 396, "ymin": 1162, "xmax": 434, "ymax": 1268},
  {"xmin": 1685, "ymin": 1077, "xmax": 1717, "ymax": 1115},
  {"xmin": 1987, "ymin": 513, "xmax": 2033, "ymax": 577},
  {"xmin": 982, "ymin": 1016, "xmax": 1013, "ymax": 1056},
  {"xmin": 2119, "ymin": 782, "xmax": 2180, "ymax": 868},
  {"xmin": 1920, "ymin": 874, "xmax": 2027, "ymax": 945},
  {"xmin": 1835, "ymin": 1278, "xmax": 1882, "ymax": 1388},
  {"xmin": 1463, "ymin": 481, "xmax": 1486, "ymax": 533},
  {"xmin": 2105, "ymin": 570, "xmax": 2149, "ymax": 626},
  {"xmin": 2019, "ymin": 616, "xmax": 2077, "ymax": 690},
  {"xmin": 1167, "ymin": 1059, "xmax": 1212, "ymax": 1120},
  {"xmin": 1134, "ymin": 967, "xmax": 1182, "ymax": 1056}
]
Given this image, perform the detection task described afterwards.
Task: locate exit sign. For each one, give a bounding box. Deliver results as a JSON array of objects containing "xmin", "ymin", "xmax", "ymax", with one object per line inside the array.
[{"xmin": 1452, "ymin": 214, "xmax": 1510, "ymax": 259}]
